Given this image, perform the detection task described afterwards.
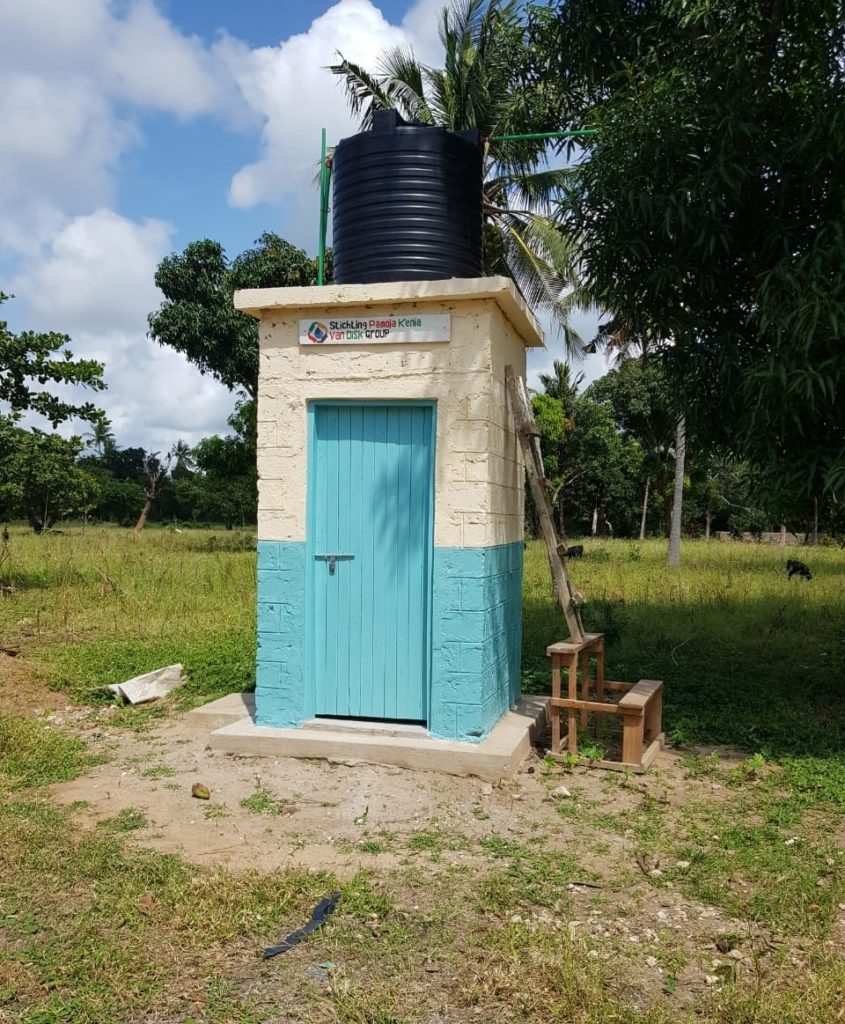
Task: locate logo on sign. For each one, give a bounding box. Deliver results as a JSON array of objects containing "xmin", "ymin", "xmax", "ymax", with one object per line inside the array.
[{"xmin": 306, "ymin": 320, "xmax": 329, "ymax": 344}]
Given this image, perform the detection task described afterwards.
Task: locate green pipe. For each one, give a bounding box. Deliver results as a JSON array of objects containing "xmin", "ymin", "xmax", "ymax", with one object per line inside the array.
[
  {"xmin": 489, "ymin": 129, "xmax": 597, "ymax": 142},
  {"xmin": 321, "ymin": 158, "xmax": 332, "ymax": 283},
  {"xmin": 317, "ymin": 127, "xmax": 327, "ymax": 286}
]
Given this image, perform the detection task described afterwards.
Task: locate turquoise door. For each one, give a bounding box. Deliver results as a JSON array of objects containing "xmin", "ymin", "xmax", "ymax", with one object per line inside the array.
[{"xmin": 309, "ymin": 403, "xmax": 434, "ymax": 722}]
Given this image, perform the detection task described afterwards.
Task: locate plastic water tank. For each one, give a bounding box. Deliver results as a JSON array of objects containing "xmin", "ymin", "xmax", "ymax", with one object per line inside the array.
[{"xmin": 331, "ymin": 110, "xmax": 483, "ymax": 284}]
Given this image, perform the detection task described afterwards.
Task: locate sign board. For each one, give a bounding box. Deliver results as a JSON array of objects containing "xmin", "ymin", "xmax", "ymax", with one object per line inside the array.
[{"xmin": 299, "ymin": 313, "xmax": 451, "ymax": 346}]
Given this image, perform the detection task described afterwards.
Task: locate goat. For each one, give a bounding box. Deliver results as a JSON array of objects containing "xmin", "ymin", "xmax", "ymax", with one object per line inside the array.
[{"xmin": 786, "ymin": 559, "xmax": 812, "ymax": 580}]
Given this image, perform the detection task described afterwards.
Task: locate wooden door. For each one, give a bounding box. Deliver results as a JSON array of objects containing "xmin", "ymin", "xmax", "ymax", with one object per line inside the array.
[{"xmin": 309, "ymin": 403, "xmax": 434, "ymax": 721}]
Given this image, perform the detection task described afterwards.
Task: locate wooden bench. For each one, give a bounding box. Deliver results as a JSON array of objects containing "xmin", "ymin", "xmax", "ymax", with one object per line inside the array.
[{"xmin": 546, "ymin": 634, "xmax": 664, "ymax": 773}]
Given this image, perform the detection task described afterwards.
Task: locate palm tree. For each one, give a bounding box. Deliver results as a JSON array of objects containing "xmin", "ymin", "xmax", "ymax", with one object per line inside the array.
[
  {"xmin": 84, "ymin": 416, "xmax": 114, "ymax": 456},
  {"xmin": 170, "ymin": 439, "xmax": 195, "ymax": 477},
  {"xmin": 330, "ymin": 0, "xmax": 583, "ymax": 345},
  {"xmin": 538, "ymin": 360, "xmax": 584, "ymax": 409},
  {"xmin": 666, "ymin": 414, "xmax": 686, "ymax": 566}
]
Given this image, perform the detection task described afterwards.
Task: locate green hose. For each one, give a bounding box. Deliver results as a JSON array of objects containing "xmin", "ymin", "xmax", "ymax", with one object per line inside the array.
[{"xmin": 489, "ymin": 129, "xmax": 596, "ymax": 142}]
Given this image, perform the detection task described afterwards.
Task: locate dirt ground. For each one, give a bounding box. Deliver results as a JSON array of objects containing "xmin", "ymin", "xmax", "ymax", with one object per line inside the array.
[
  {"xmin": 46, "ymin": 693, "xmax": 684, "ymax": 874},
  {"xmin": 34, "ymin": 691, "xmax": 798, "ymax": 1006}
]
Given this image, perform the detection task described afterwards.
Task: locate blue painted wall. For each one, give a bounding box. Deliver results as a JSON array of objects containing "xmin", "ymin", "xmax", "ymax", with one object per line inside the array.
[
  {"xmin": 255, "ymin": 540, "xmax": 307, "ymax": 727},
  {"xmin": 255, "ymin": 539, "xmax": 523, "ymax": 739},
  {"xmin": 429, "ymin": 542, "xmax": 523, "ymax": 740}
]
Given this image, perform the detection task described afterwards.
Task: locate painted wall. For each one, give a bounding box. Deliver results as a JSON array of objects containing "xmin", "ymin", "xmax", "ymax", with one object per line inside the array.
[{"xmin": 242, "ymin": 279, "xmax": 540, "ymax": 740}]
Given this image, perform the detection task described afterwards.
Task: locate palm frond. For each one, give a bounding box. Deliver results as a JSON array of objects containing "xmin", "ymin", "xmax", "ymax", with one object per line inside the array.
[
  {"xmin": 377, "ymin": 46, "xmax": 432, "ymax": 123},
  {"xmin": 439, "ymin": 0, "xmax": 488, "ymax": 58},
  {"xmin": 328, "ymin": 54, "xmax": 393, "ymax": 130},
  {"xmin": 494, "ymin": 214, "xmax": 590, "ymax": 356},
  {"xmin": 485, "ymin": 168, "xmax": 573, "ymax": 216},
  {"xmin": 329, "ymin": 4, "xmax": 590, "ymax": 361},
  {"xmin": 422, "ymin": 67, "xmax": 450, "ymax": 126}
]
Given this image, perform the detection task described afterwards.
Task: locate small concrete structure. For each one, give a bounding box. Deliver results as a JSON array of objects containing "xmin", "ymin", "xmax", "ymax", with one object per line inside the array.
[{"xmin": 194, "ymin": 277, "xmax": 545, "ymax": 777}]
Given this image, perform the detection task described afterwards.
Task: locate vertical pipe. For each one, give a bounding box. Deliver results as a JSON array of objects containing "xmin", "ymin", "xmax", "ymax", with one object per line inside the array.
[{"xmin": 317, "ymin": 127, "xmax": 327, "ymax": 286}]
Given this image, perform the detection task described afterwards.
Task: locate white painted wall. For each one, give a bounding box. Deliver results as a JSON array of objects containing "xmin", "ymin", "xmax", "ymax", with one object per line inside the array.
[{"xmin": 239, "ymin": 279, "xmax": 541, "ymax": 549}]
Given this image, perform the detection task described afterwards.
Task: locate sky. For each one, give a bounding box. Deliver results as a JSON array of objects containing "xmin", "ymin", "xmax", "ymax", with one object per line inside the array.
[{"xmin": 0, "ymin": 0, "xmax": 607, "ymax": 453}]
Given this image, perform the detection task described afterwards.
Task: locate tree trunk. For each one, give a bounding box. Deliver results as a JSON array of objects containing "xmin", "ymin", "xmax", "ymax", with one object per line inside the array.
[
  {"xmin": 705, "ymin": 509, "xmax": 712, "ymax": 541},
  {"xmin": 591, "ymin": 506, "xmax": 598, "ymax": 537},
  {"xmin": 780, "ymin": 523, "xmax": 787, "ymax": 547},
  {"xmin": 667, "ymin": 414, "xmax": 686, "ymax": 567},
  {"xmin": 810, "ymin": 496, "xmax": 819, "ymax": 545},
  {"xmin": 134, "ymin": 499, "xmax": 153, "ymax": 534},
  {"xmin": 639, "ymin": 476, "xmax": 650, "ymax": 540}
]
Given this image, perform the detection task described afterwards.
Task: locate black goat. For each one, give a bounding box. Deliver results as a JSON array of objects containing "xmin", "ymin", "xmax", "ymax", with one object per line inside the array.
[{"xmin": 786, "ymin": 559, "xmax": 812, "ymax": 580}]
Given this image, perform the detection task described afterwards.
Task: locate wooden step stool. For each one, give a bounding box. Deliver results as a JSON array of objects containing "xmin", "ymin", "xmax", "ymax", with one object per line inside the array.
[{"xmin": 546, "ymin": 633, "xmax": 664, "ymax": 773}]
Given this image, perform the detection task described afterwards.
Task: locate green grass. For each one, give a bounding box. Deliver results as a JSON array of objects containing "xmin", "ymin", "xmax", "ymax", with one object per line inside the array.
[
  {"xmin": 2, "ymin": 529, "xmax": 845, "ymax": 1021},
  {"xmin": 405, "ymin": 829, "xmax": 467, "ymax": 855},
  {"xmin": 139, "ymin": 763, "xmax": 175, "ymax": 780},
  {"xmin": 0, "ymin": 715, "xmax": 93, "ymax": 788},
  {"xmin": 477, "ymin": 836, "xmax": 583, "ymax": 912},
  {"xmin": 4, "ymin": 528, "xmax": 843, "ymax": 758},
  {"xmin": 0, "ymin": 525, "xmax": 256, "ymax": 707},
  {"xmin": 97, "ymin": 807, "xmax": 149, "ymax": 833},
  {"xmin": 523, "ymin": 539, "xmax": 845, "ymax": 757},
  {"xmin": 239, "ymin": 784, "xmax": 290, "ymax": 817},
  {"xmin": 0, "ymin": 797, "xmax": 367, "ymax": 1024}
]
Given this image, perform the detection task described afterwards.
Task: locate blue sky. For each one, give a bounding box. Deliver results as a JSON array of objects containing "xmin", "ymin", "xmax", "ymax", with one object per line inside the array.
[{"xmin": 0, "ymin": 0, "xmax": 605, "ymax": 452}]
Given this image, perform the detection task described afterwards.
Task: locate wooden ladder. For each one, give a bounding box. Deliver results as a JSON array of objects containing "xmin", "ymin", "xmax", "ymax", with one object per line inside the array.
[{"xmin": 505, "ymin": 365, "xmax": 584, "ymax": 643}]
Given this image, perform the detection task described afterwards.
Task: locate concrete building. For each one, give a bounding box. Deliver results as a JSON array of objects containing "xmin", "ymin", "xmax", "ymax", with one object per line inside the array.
[{"xmin": 191, "ymin": 277, "xmax": 547, "ymax": 778}]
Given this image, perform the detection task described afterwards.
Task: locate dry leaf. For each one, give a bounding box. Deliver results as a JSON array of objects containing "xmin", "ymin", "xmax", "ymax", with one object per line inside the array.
[{"xmin": 137, "ymin": 893, "xmax": 157, "ymax": 917}]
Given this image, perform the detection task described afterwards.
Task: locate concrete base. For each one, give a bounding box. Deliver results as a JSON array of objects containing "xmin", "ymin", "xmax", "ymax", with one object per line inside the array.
[
  {"xmin": 191, "ymin": 693, "xmax": 548, "ymax": 781},
  {"xmin": 185, "ymin": 691, "xmax": 255, "ymax": 732}
]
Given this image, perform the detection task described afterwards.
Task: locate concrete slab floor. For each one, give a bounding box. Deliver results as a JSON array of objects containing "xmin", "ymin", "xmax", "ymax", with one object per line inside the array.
[{"xmin": 187, "ymin": 694, "xmax": 549, "ymax": 782}]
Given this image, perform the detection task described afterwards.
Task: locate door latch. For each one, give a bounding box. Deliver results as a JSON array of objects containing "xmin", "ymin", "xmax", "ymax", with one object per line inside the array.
[{"xmin": 315, "ymin": 553, "xmax": 355, "ymax": 575}]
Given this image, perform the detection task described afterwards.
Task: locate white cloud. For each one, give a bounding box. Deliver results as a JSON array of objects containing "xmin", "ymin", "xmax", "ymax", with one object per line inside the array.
[
  {"xmin": 5, "ymin": 0, "xmax": 605, "ymax": 454},
  {"xmin": 220, "ymin": 0, "xmax": 449, "ymax": 219},
  {"xmin": 398, "ymin": 0, "xmax": 445, "ymax": 65},
  {"xmin": 13, "ymin": 210, "xmax": 234, "ymax": 452},
  {"xmin": 221, "ymin": 1, "xmax": 407, "ymax": 211},
  {"xmin": 0, "ymin": 0, "xmax": 221, "ymax": 257},
  {"xmin": 104, "ymin": 1, "xmax": 221, "ymax": 118},
  {"xmin": 18, "ymin": 209, "xmax": 170, "ymax": 335}
]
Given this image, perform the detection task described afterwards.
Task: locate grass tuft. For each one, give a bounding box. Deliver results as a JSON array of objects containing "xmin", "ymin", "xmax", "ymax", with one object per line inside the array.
[{"xmin": 0, "ymin": 714, "xmax": 93, "ymax": 789}]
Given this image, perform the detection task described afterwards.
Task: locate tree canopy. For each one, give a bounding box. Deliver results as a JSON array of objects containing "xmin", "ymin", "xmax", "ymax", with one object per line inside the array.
[
  {"xmin": 0, "ymin": 293, "xmax": 104, "ymax": 426},
  {"xmin": 527, "ymin": 0, "xmax": 845, "ymax": 498},
  {"xmin": 148, "ymin": 233, "xmax": 323, "ymax": 398},
  {"xmin": 0, "ymin": 422, "xmax": 97, "ymax": 532}
]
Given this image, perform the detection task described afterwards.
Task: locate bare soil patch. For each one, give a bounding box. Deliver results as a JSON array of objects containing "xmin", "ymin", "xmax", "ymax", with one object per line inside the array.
[
  {"xmin": 42, "ymin": 700, "xmax": 790, "ymax": 1009},
  {"xmin": 0, "ymin": 653, "xmax": 67, "ymax": 717}
]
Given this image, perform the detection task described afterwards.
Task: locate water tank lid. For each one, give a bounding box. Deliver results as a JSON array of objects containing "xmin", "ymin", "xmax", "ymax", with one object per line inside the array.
[{"xmin": 367, "ymin": 107, "xmax": 481, "ymax": 148}]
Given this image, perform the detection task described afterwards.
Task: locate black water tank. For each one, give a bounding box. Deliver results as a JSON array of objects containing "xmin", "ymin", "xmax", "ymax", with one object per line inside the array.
[{"xmin": 332, "ymin": 110, "xmax": 483, "ymax": 284}]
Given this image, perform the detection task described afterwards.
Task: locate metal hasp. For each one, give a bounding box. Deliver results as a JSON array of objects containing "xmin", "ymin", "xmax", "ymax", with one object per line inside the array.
[{"xmin": 314, "ymin": 553, "xmax": 354, "ymax": 575}]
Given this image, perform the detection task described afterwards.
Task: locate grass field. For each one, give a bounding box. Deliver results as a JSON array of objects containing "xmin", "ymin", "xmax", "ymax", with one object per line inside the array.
[{"xmin": 1, "ymin": 527, "xmax": 844, "ymax": 1022}]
